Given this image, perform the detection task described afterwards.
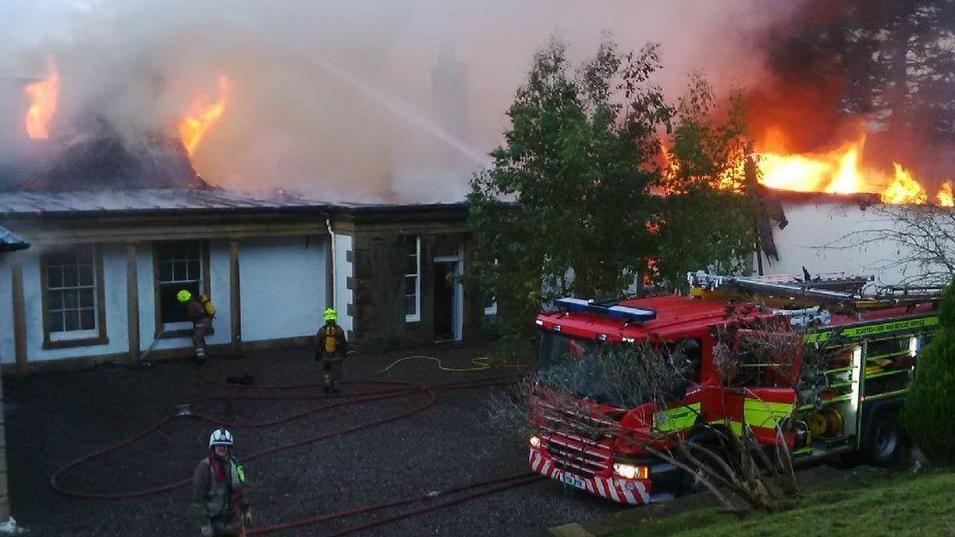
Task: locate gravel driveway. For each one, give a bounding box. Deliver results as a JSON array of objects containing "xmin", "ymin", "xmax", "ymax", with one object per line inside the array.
[{"xmin": 4, "ymin": 344, "xmax": 623, "ymax": 536}]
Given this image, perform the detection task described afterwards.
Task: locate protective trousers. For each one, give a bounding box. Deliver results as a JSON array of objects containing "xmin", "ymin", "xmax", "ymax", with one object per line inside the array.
[
  {"xmin": 205, "ymin": 516, "xmax": 245, "ymax": 537},
  {"xmin": 323, "ymin": 357, "xmax": 343, "ymax": 391},
  {"xmin": 193, "ymin": 319, "xmax": 209, "ymax": 362}
]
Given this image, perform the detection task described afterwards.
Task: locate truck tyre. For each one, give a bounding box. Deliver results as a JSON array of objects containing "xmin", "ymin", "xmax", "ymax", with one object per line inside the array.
[
  {"xmin": 866, "ymin": 412, "xmax": 903, "ymax": 466},
  {"xmin": 678, "ymin": 425, "xmax": 736, "ymax": 495}
]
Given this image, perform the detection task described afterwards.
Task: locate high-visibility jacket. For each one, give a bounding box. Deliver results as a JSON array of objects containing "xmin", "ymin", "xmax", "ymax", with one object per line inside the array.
[{"xmin": 193, "ymin": 454, "xmax": 250, "ymax": 534}]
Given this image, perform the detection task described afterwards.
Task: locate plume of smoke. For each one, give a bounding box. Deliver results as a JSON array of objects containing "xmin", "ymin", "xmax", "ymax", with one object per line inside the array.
[{"xmin": 1, "ymin": 0, "xmax": 804, "ymax": 201}]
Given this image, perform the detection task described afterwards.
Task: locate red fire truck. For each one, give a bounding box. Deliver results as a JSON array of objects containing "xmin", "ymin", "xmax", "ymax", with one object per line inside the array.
[{"xmin": 528, "ymin": 272, "xmax": 940, "ymax": 505}]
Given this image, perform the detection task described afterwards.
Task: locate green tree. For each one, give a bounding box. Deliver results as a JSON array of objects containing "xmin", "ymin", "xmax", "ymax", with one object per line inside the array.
[
  {"xmin": 901, "ymin": 280, "xmax": 955, "ymax": 465},
  {"xmin": 468, "ymin": 37, "xmax": 669, "ymax": 331},
  {"xmin": 651, "ymin": 74, "xmax": 758, "ymax": 290}
]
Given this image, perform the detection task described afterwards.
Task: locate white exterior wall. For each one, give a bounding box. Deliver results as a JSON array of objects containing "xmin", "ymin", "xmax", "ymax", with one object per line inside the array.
[
  {"xmin": 0, "ymin": 245, "xmax": 129, "ymax": 364},
  {"xmin": 333, "ymin": 233, "xmax": 353, "ymax": 333},
  {"xmin": 760, "ymin": 200, "xmax": 923, "ymax": 286},
  {"xmin": 0, "ymin": 235, "xmax": 328, "ymax": 365},
  {"xmin": 240, "ymin": 236, "xmax": 327, "ymax": 342},
  {"xmin": 0, "ymin": 256, "xmax": 10, "ymax": 364}
]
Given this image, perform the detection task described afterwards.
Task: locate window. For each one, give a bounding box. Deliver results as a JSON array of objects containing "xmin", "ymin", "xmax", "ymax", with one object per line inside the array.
[
  {"xmin": 731, "ymin": 330, "xmax": 801, "ymax": 387},
  {"xmin": 666, "ymin": 338, "xmax": 702, "ymax": 384},
  {"xmin": 483, "ymin": 295, "xmax": 498, "ymax": 316},
  {"xmin": 41, "ymin": 244, "xmax": 107, "ymax": 347},
  {"xmin": 403, "ymin": 236, "xmax": 420, "ymax": 322},
  {"xmin": 483, "ymin": 259, "xmax": 498, "ymax": 316},
  {"xmin": 154, "ymin": 241, "xmax": 209, "ymax": 330}
]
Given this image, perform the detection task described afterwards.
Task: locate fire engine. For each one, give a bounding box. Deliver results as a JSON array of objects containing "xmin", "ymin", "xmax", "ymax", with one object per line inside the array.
[{"xmin": 528, "ymin": 271, "xmax": 940, "ymax": 505}]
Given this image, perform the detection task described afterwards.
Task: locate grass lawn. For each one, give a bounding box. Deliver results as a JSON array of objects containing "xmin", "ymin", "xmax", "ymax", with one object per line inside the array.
[{"xmin": 612, "ymin": 469, "xmax": 955, "ymax": 537}]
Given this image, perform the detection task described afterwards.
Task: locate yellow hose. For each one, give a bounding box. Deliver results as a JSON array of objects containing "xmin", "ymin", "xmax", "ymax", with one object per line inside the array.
[{"xmin": 376, "ymin": 355, "xmax": 494, "ymax": 374}]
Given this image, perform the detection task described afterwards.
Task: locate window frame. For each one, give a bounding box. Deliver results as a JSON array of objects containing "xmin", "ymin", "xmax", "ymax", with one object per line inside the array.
[
  {"xmin": 483, "ymin": 258, "xmax": 499, "ymax": 316},
  {"xmin": 153, "ymin": 240, "xmax": 211, "ymax": 338},
  {"xmin": 404, "ymin": 235, "xmax": 421, "ymax": 323},
  {"xmin": 40, "ymin": 244, "xmax": 108, "ymax": 349}
]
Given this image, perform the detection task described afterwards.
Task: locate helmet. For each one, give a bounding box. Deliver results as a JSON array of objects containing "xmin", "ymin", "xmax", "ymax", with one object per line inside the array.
[
  {"xmin": 323, "ymin": 308, "xmax": 337, "ymax": 322},
  {"xmin": 208, "ymin": 428, "xmax": 234, "ymax": 448},
  {"xmin": 177, "ymin": 290, "xmax": 192, "ymax": 303}
]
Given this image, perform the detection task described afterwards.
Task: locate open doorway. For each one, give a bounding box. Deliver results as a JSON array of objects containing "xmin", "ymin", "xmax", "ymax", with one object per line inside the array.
[{"xmin": 432, "ymin": 254, "xmax": 463, "ymax": 341}]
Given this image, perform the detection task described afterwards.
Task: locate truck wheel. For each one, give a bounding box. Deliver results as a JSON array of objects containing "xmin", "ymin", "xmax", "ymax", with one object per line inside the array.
[
  {"xmin": 678, "ymin": 426, "xmax": 736, "ymax": 495},
  {"xmin": 678, "ymin": 467, "xmax": 707, "ymax": 496},
  {"xmin": 866, "ymin": 413, "xmax": 903, "ymax": 466}
]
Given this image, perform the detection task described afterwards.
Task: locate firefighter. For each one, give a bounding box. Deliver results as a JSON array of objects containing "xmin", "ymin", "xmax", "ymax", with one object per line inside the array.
[
  {"xmin": 179, "ymin": 289, "xmax": 211, "ymax": 364},
  {"xmin": 193, "ymin": 428, "xmax": 252, "ymax": 537},
  {"xmin": 315, "ymin": 308, "xmax": 348, "ymax": 393}
]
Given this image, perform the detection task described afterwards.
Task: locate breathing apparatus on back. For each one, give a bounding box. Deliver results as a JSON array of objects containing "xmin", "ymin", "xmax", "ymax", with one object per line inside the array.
[{"xmin": 322, "ymin": 308, "xmax": 339, "ymax": 354}]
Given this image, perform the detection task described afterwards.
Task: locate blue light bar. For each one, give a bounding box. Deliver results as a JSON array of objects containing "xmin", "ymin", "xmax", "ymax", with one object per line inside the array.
[{"xmin": 554, "ymin": 298, "xmax": 656, "ymax": 322}]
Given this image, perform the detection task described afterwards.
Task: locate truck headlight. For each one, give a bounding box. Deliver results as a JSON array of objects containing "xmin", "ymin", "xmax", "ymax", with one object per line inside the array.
[
  {"xmin": 612, "ymin": 463, "xmax": 648, "ymax": 480},
  {"xmin": 530, "ymin": 435, "xmax": 541, "ymax": 449}
]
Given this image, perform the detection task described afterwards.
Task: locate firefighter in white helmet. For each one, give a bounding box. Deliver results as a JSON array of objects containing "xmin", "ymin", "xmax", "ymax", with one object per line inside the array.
[{"xmin": 193, "ymin": 428, "xmax": 251, "ymax": 537}]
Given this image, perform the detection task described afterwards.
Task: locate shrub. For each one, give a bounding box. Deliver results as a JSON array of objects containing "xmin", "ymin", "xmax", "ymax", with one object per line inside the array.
[{"xmin": 901, "ymin": 280, "xmax": 955, "ymax": 465}]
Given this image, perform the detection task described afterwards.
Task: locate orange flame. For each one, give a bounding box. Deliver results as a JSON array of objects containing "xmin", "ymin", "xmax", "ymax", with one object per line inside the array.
[
  {"xmin": 882, "ymin": 164, "xmax": 927, "ymax": 204},
  {"xmin": 754, "ymin": 131, "xmax": 953, "ymax": 206},
  {"xmin": 24, "ymin": 57, "xmax": 59, "ymax": 140},
  {"xmin": 938, "ymin": 182, "xmax": 954, "ymax": 207},
  {"xmin": 178, "ymin": 76, "xmax": 231, "ymax": 156},
  {"xmin": 757, "ymin": 136, "xmax": 864, "ymax": 195}
]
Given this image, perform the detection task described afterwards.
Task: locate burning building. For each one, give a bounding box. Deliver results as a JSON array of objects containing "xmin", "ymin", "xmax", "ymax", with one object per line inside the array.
[{"xmin": 0, "ymin": 58, "xmax": 489, "ymax": 372}]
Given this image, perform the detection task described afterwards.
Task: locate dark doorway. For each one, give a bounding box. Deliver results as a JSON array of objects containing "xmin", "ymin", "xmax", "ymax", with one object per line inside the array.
[{"xmin": 434, "ymin": 262, "xmax": 455, "ymax": 340}]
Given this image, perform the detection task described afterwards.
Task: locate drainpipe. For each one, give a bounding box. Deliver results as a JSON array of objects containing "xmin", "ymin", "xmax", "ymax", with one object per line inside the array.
[{"xmin": 325, "ymin": 215, "xmax": 336, "ymax": 309}]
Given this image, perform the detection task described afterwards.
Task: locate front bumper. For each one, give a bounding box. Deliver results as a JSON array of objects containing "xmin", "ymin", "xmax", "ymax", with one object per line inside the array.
[{"xmin": 529, "ymin": 446, "xmax": 651, "ymax": 505}]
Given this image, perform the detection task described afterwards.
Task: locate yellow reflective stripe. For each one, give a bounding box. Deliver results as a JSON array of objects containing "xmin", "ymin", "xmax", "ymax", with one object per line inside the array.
[
  {"xmin": 653, "ymin": 402, "xmax": 701, "ymax": 432},
  {"xmin": 743, "ymin": 399, "xmax": 793, "ymax": 429},
  {"xmin": 806, "ymin": 316, "xmax": 938, "ymax": 343},
  {"xmin": 708, "ymin": 418, "xmax": 743, "ymax": 436}
]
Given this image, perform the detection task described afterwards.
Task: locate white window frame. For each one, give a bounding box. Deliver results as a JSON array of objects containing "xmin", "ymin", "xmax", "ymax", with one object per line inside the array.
[
  {"xmin": 155, "ymin": 241, "xmax": 205, "ymax": 332},
  {"xmin": 405, "ymin": 236, "xmax": 421, "ymax": 322},
  {"xmin": 45, "ymin": 246, "xmax": 99, "ymax": 341},
  {"xmin": 483, "ymin": 258, "xmax": 498, "ymax": 316}
]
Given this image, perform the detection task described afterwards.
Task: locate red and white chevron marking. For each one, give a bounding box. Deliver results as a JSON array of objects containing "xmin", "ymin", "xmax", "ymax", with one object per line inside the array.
[{"xmin": 529, "ymin": 448, "xmax": 650, "ymax": 505}]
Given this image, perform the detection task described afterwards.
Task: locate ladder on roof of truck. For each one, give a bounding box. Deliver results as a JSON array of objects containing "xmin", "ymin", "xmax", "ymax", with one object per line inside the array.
[{"xmin": 687, "ymin": 271, "xmax": 942, "ymax": 310}]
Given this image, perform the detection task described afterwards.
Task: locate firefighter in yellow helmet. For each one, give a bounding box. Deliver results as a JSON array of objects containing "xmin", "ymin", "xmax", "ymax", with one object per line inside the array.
[
  {"xmin": 179, "ymin": 289, "xmax": 212, "ymax": 364},
  {"xmin": 315, "ymin": 308, "xmax": 348, "ymax": 393}
]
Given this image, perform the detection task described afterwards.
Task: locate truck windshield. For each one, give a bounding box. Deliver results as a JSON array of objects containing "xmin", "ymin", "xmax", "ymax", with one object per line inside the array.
[
  {"xmin": 536, "ymin": 330, "xmax": 677, "ymax": 407},
  {"xmin": 537, "ymin": 330, "xmax": 598, "ymax": 369}
]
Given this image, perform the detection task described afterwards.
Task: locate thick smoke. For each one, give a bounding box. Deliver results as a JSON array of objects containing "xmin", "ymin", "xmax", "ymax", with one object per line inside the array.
[{"xmin": 1, "ymin": 0, "xmax": 803, "ymax": 202}]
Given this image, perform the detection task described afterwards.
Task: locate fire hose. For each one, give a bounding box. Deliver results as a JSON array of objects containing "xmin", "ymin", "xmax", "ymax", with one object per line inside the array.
[
  {"xmin": 374, "ymin": 354, "xmax": 526, "ymax": 374},
  {"xmin": 247, "ymin": 473, "xmax": 542, "ymax": 536},
  {"xmin": 49, "ymin": 359, "xmax": 529, "ymax": 535}
]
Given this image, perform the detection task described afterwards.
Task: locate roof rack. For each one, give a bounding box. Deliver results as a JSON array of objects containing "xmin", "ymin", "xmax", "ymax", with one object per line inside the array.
[
  {"xmin": 878, "ymin": 284, "xmax": 947, "ymax": 298},
  {"xmin": 688, "ymin": 271, "xmax": 940, "ymax": 310}
]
